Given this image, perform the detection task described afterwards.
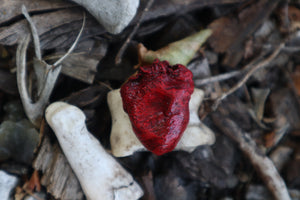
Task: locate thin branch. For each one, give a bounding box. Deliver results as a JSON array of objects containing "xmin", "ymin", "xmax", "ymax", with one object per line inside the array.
[
  {"xmin": 16, "ymin": 35, "xmax": 32, "ymax": 105},
  {"xmin": 212, "ymin": 42, "xmax": 285, "ymax": 110},
  {"xmin": 212, "ymin": 115, "xmax": 291, "ymax": 200},
  {"xmin": 115, "ymin": 0, "xmax": 155, "ymax": 65},
  {"xmin": 53, "ymin": 12, "xmax": 86, "ymax": 67},
  {"xmin": 195, "ymin": 51, "xmax": 268, "ymax": 86},
  {"xmin": 22, "ymin": 5, "xmax": 41, "ymax": 60},
  {"xmin": 16, "ymin": 7, "xmax": 86, "ymax": 127},
  {"xmin": 195, "ymin": 70, "xmax": 242, "ymax": 86}
]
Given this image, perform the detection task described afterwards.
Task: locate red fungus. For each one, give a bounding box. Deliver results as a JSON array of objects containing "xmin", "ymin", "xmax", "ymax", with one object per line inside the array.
[{"xmin": 120, "ymin": 59, "xmax": 194, "ymax": 155}]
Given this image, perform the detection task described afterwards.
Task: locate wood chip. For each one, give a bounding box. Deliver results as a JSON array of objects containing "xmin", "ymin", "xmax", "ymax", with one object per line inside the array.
[{"xmin": 33, "ymin": 133, "xmax": 84, "ymax": 200}]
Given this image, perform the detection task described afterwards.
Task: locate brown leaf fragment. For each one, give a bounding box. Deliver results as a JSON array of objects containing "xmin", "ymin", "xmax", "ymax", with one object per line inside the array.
[
  {"xmin": 291, "ymin": 65, "xmax": 300, "ymax": 96},
  {"xmin": 208, "ymin": 17, "xmax": 236, "ymax": 53},
  {"xmin": 208, "ymin": 0, "xmax": 280, "ymax": 67},
  {"xmin": 264, "ymin": 131, "xmax": 276, "ymax": 148},
  {"xmin": 140, "ymin": 171, "xmax": 156, "ymax": 200},
  {"xmin": 25, "ymin": 170, "xmax": 41, "ymax": 192},
  {"xmin": 277, "ymin": 5, "xmax": 300, "ymax": 32}
]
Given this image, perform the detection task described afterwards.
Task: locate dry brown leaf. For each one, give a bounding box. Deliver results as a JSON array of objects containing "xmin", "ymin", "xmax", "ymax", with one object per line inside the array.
[
  {"xmin": 25, "ymin": 170, "xmax": 41, "ymax": 192},
  {"xmin": 264, "ymin": 131, "xmax": 276, "ymax": 148},
  {"xmin": 277, "ymin": 5, "xmax": 300, "ymax": 32},
  {"xmin": 208, "ymin": 17, "xmax": 236, "ymax": 53},
  {"xmin": 140, "ymin": 171, "xmax": 156, "ymax": 200},
  {"xmin": 291, "ymin": 65, "xmax": 300, "ymax": 96},
  {"xmin": 208, "ymin": 0, "xmax": 280, "ymax": 67}
]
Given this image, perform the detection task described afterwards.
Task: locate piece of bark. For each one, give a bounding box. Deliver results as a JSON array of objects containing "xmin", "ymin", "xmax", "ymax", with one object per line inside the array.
[
  {"xmin": 33, "ymin": 133, "xmax": 84, "ymax": 200},
  {"xmin": 0, "ymin": 0, "xmax": 246, "ymax": 49},
  {"xmin": 49, "ymin": 39, "xmax": 107, "ymax": 84},
  {"xmin": 60, "ymin": 55, "xmax": 98, "ymax": 84},
  {"xmin": 0, "ymin": 0, "xmax": 74, "ymax": 25},
  {"xmin": 0, "ymin": 8, "xmax": 89, "ymax": 49}
]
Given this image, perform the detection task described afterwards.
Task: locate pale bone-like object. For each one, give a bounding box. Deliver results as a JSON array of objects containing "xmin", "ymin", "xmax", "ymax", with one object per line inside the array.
[
  {"xmin": 16, "ymin": 6, "xmax": 84, "ymax": 127},
  {"xmin": 45, "ymin": 102, "xmax": 144, "ymax": 200},
  {"xmin": 70, "ymin": 0, "xmax": 139, "ymax": 34},
  {"xmin": 0, "ymin": 170, "xmax": 18, "ymax": 200},
  {"xmin": 108, "ymin": 88, "xmax": 216, "ymax": 157}
]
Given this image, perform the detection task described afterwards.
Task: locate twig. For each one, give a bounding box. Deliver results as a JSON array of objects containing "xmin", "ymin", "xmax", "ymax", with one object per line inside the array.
[
  {"xmin": 195, "ymin": 70, "xmax": 242, "ymax": 86},
  {"xmin": 212, "ymin": 114, "xmax": 291, "ymax": 200},
  {"xmin": 22, "ymin": 5, "xmax": 41, "ymax": 60},
  {"xmin": 115, "ymin": 0, "xmax": 155, "ymax": 65},
  {"xmin": 53, "ymin": 12, "xmax": 86, "ymax": 67},
  {"xmin": 16, "ymin": 6, "xmax": 85, "ymax": 127},
  {"xmin": 195, "ymin": 51, "xmax": 268, "ymax": 86},
  {"xmin": 212, "ymin": 42, "xmax": 285, "ymax": 110}
]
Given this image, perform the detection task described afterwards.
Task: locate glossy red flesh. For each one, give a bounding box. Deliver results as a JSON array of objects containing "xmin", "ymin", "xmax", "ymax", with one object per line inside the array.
[{"xmin": 120, "ymin": 59, "xmax": 194, "ymax": 155}]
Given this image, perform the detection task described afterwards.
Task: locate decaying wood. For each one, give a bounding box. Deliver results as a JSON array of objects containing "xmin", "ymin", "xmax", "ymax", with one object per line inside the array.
[
  {"xmin": 0, "ymin": 0, "xmax": 74, "ymax": 24},
  {"xmin": 212, "ymin": 113, "xmax": 291, "ymax": 200},
  {"xmin": 45, "ymin": 39, "xmax": 108, "ymax": 84},
  {"xmin": 60, "ymin": 54, "xmax": 98, "ymax": 84},
  {"xmin": 0, "ymin": 8, "xmax": 85, "ymax": 49},
  {"xmin": 33, "ymin": 134, "xmax": 84, "ymax": 200},
  {"xmin": 0, "ymin": 0, "xmax": 246, "ymax": 49}
]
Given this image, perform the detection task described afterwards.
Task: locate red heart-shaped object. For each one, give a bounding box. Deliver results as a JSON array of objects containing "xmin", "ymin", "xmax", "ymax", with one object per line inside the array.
[{"xmin": 120, "ymin": 59, "xmax": 194, "ymax": 155}]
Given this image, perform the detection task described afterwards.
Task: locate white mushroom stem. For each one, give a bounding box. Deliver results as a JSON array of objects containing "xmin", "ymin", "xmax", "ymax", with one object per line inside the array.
[
  {"xmin": 45, "ymin": 102, "xmax": 143, "ymax": 200},
  {"xmin": 70, "ymin": 0, "xmax": 139, "ymax": 34},
  {"xmin": 108, "ymin": 88, "xmax": 216, "ymax": 157}
]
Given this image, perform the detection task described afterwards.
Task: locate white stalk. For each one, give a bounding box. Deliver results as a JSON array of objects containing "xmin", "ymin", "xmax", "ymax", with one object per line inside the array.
[
  {"xmin": 45, "ymin": 102, "xmax": 143, "ymax": 200},
  {"xmin": 70, "ymin": 0, "xmax": 139, "ymax": 34},
  {"xmin": 108, "ymin": 88, "xmax": 216, "ymax": 157}
]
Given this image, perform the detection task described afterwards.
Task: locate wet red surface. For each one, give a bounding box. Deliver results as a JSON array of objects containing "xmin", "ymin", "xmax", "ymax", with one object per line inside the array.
[{"xmin": 121, "ymin": 59, "xmax": 194, "ymax": 155}]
